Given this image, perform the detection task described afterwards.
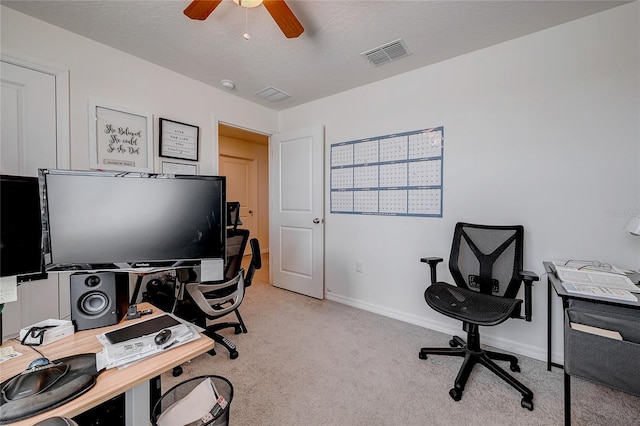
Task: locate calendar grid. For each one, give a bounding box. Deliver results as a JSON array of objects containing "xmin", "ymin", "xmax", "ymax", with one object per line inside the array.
[{"xmin": 330, "ymin": 127, "xmax": 443, "ymax": 217}]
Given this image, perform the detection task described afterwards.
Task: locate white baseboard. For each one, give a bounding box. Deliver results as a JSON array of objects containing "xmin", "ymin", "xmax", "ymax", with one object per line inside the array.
[{"xmin": 325, "ymin": 291, "xmax": 548, "ymax": 363}]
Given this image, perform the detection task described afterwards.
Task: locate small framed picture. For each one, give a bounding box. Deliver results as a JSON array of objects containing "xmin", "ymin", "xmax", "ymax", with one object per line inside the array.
[
  {"xmin": 88, "ymin": 101, "xmax": 153, "ymax": 172},
  {"xmin": 159, "ymin": 118, "xmax": 199, "ymax": 161},
  {"xmin": 161, "ymin": 161, "xmax": 198, "ymax": 175}
]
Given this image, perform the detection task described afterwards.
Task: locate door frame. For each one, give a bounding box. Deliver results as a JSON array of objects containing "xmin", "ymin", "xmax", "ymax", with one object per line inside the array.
[
  {"xmin": 0, "ymin": 54, "xmax": 71, "ymax": 333},
  {"xmin": 1, "ymin": 54, "xmax": 70, "ymax": 169},
  {"xmin": 215, "ymin": 118, "xmax": 272, "ymax": 251},
  {"xmin": 219, "ymin": 153, "xmax": 259, "ymax": 238}
]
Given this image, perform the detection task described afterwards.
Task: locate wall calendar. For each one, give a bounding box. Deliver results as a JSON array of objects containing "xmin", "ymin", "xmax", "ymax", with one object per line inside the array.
[{"xmin": 330, "ymin": 126, "xmax": 443, "ymax": 217}]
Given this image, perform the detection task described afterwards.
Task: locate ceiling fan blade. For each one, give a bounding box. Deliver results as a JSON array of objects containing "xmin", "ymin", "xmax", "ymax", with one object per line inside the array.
[
  {"xmin": 184, "ymin": 0, "xmax": 223, "ymax": 20},
  {"xmin": 263, "ymin": 0, "xmax": 304, "ymax": 38}
]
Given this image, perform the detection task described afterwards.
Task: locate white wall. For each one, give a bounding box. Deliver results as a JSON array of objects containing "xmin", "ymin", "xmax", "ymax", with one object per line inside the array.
[
  {"xmin": 0, "ymin": 6, "xmax": 278, "ymax": 174},
  {"xmin": 279, "ymin": 2, "xmax": 640, "ymax": 363},
  {"xmin": 2, "ymin": 3, "xmax": 639, "ymax": 364}
]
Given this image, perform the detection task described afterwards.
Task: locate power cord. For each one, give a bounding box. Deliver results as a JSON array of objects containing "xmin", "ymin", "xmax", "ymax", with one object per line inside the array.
[{"xmin": 12, "ymin": 336, "xmax": 46, "ymax": 358}]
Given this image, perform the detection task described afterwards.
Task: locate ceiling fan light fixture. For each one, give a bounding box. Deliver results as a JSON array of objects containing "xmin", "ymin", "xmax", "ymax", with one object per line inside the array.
[{"xmin": 233, "ymin": 0, "xmax": 263, "ymax": 8}]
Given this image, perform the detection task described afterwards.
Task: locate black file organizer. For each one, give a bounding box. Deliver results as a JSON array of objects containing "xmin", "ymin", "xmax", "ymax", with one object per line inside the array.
[{"xmin": 564, "ymin": 301, "xmax": 640, "ymax": 399}]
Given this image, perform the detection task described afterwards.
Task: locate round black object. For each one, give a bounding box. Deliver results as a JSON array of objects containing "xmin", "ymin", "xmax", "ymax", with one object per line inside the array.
[
  {"xmin": 152, "ymin": 375, "xmax": 233, "ymax": 426},
  {"xmin": 154, "ymin": 329, "xmax": 172, "ymax": 346},
  {"xmin": 0, "ymin": 354, "xmax": 102, "ymax": 424},
  {"xmin": 85, "ymin": 275, "xmax": 101, "ymax": 287},
  {"xmin": 78, "ymin": 291, "xmax": 109, "ymax": 315}
]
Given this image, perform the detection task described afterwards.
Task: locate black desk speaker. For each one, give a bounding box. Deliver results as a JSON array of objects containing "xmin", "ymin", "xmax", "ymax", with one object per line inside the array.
[{"xmin": 70, "ymin": 272, "xmax": 129, "ymax": 331}]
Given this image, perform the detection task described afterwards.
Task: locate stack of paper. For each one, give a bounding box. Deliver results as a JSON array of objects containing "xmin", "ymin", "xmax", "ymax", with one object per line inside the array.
[
  {"xmin": 553, "ymin": 261, "xmax": 639, "ymax": 302},
  {"xmin": 561, "ymin": 282, "xmax": 637, "ymax": 302},
  {"xmin": 96, "ymin": 320, "xmax": 198, "ymax": 370}
]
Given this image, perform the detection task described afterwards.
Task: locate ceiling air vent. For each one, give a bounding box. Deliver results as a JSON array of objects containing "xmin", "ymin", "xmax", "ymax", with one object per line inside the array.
[
  {"xmin": 254, "ymin": 86, "xmax": 291, "ymax": 102},
  {"xmin": 361, "ymin": 38, "xmax": 411, "ymax": 66}
]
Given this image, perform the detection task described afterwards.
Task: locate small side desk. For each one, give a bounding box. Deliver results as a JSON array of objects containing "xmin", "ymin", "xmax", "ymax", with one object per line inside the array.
[
  {"xmin": 545, "ymin": 262, "xmax": 640, "ymax": 370},
  {"xmin": 0, "ymin": 302, "xmax": 214, "ymax": 426},
  {"xmin": 544, "ymin": 262, "xmax": 640, "ymax": 425}
]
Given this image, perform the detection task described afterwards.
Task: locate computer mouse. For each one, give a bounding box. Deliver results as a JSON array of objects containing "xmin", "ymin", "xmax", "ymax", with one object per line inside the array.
[
  {"xmin": 154, "ymin": 329, "xmax": 172, "ymax": 345},
  {"xmin": 28, "ymin": 357, "xmax": 51, "ymax": 369}
]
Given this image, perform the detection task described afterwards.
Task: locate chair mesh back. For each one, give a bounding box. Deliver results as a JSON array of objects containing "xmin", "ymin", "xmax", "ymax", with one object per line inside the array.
[
  {"xmin": 449, "ymin": 223, "xmax": 524, "ymax": 299},
  {"xmin": 224, "ymin": 229, "xmax": 249, "ymax": 281},
  {"xmin": 227, "ymin": 201, "xmax": 242, "ymax": 231}
]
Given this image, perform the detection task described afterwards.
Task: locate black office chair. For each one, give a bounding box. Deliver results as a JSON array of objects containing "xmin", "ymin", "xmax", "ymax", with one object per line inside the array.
[
  {"xmin": 185, "ymin": 270, "xmax": 246, "ymax": 359},
  {"xmin": 419, "ymin": 222, "xmax": 539, "ymax": 410},
  {"xmin": 172, "ymin": 201, "xmax": 261, "ymax": 361},
  {"xmin": 187, "ymin": 238, "xmax": 261, "ymax": 358},
  {"xmin": 210, "ymin": 230, "xmax": 261, "ymax": 336}
]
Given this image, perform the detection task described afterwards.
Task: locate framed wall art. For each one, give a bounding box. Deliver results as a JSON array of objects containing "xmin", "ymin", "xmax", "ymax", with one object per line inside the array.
[
  {"xmin": 161, "ymin": 160, "xmax": 198, "ymax": 175},
  {"xmin": 88, "ymin": 100, "xmax": 153, "ymax": 172},
  {"xmin": 159, "ymin": 118, "xmax": 199, "ymax": 161}
]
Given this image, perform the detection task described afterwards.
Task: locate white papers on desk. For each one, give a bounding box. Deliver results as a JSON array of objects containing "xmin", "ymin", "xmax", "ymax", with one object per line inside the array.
[
  {"xmin": 552, "ymin": 260, "xmax": 627, "ymax": 275},
  {"xmin": 0, "ymin": 276, "xmax": 18, "ymax": 303},
  {"xmin": 561, "ymin": 282, "xmax": 638, "ymax": 302},
  {"xmin": 96, "ymin": 318, "xmax": 200, "ymax": 370},
  {"xmin": 553, "ymin": 263, "xmax": 639, "ymax": 293}
]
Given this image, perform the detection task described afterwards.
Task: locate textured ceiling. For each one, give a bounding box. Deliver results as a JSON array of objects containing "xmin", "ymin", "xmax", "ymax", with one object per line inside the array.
[{"xmin": 2, "ymin": 1, "xmax": 629, "ymax": 111}]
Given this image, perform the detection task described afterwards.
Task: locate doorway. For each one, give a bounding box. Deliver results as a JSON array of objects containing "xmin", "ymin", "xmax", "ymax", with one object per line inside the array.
[
  {"xmin": 1, "ymin": 55, "xmax": 70, "ymax": 339},
  {"xmin": 218, "ymin": 123, "xmax": 269, "ymax": 254}
]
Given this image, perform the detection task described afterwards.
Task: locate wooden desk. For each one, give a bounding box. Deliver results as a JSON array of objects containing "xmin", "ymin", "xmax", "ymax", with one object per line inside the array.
[{"xmin": 0, "ymin": 303, "xmax": 214, "ymax": 425}]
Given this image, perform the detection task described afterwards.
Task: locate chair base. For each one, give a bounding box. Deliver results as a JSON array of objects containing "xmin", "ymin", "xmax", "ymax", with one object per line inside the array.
[
  {"xmin": 209, "ymin": 309, "xmax": 248, "ymax": 335},
  {"xmin": 419, "ymin": 329, "xmax": 534, "ymax": 411},
  {"xmin": 204, "ymin": 309, "xmax": 248, "ymax": 359},
  {"xmin": 205, "ymin": 330, "xmax": 239, "ymax": 359}
]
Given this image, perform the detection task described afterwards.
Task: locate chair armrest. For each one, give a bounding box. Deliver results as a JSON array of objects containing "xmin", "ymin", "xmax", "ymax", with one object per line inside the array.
[
  {"xmin": 186, "ymin": 272, "xmax": 245, "ymax": 319},
  {"xmin": 421, "ymin": 257, "xmax": 443, "ymax": 285},
  {"xmin": 245, "ymin": 238, "xmax": 262, "ymax": 287},
  {"xmin": 518, "ymin": 270, "xmax": 539, "ymax": 322}
]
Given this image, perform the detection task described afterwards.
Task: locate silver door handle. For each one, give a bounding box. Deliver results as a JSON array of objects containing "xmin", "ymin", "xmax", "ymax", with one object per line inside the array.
[{"xmin": 313, "ymin": 218, "xmax": 321, "ymax": 224}]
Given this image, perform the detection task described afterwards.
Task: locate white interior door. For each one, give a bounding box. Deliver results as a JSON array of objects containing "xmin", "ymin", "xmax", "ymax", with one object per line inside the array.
[
  {"xmin": 1, "ymin": 57, "xmax": 69, "ymax": 339},
  {"xmin": 220, "ymin": 155, "xmax": 257, "ymax": 238},
  {"xmin": 270, "ymin": 125, "xmax": 324, "ymax": 299}
]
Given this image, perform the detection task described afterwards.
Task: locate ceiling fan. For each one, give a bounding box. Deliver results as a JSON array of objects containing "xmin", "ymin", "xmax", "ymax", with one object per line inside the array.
[{"xmin": 184, "ymin": 0, "xmax": 304, "ymax": 38}]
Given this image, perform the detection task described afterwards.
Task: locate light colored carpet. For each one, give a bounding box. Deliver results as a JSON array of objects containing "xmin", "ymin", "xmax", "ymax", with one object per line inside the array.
[{"xmin": 163, "ymin": 259, "xmax": 640, "ymax": 425}]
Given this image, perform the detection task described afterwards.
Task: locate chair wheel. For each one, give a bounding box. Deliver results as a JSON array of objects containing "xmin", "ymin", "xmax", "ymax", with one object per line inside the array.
[
  {"xmin": 418, "ymin": 352, "xmax": 427, "ymax": 360},
  {"xmin": 449, "ymin": 339, "xmax": 458, "ymax": 348},
  {"xmin": 521, "ymin": 398, "xmax": 533, "ymax": 411},
  {"xmin": 449, "ymin": 388, "xmax": 462, "ymax": 401},
  {"xmin": 208, "ymin": 349, "xmax": 217, "ymax": 356},
  {"xmin": 510, "ymin": 363, "xmax": 521, "ymax": 372},
  {"xmin": 234, "ymin": 326, "xmax": 242, "ymax": 334},
  {"xmin": 172, "ymin": 366, "xmax": 183, "ymax": 377},
  {"xmin": 230, "ymin": 351, "xmax": 239, "ymax": 360}
]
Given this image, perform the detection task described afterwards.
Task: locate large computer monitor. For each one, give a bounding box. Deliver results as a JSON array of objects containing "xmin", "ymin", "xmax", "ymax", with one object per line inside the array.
[
  {"xmin": 39, "ymin": 169, "xmax": 226, "ymax": 272},
  {"xmin": 0, "ymin": 174, "xmax": 44, "ymax": 279}
]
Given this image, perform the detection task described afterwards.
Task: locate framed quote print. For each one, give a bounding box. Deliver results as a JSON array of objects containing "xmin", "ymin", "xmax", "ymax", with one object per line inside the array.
[
  {"xmin": 161, "ymin": 160, "xmax": 198, "ymax": 175},
  {"xmin": 88, "ymin": 100, "xmax": 153, "ymax": 172},
  {"xmin": 159, "ymin": 118, "xmax": 199, "ymax": 161}
]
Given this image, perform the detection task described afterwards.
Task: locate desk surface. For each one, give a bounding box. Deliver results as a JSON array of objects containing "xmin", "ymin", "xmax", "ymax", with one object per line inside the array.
[
  {"xmin": 544, "ymin": 262, "xmax": 640, "ymax": 308},
  {"xmin": 0, "ymin": 303, "xmax": 214, "ymax": 426}
]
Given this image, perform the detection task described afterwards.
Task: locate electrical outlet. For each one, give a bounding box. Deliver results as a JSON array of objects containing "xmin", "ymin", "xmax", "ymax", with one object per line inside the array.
[{"xmin": 356, "ymin": 261, "xmax": 363, "ymax": 273}]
